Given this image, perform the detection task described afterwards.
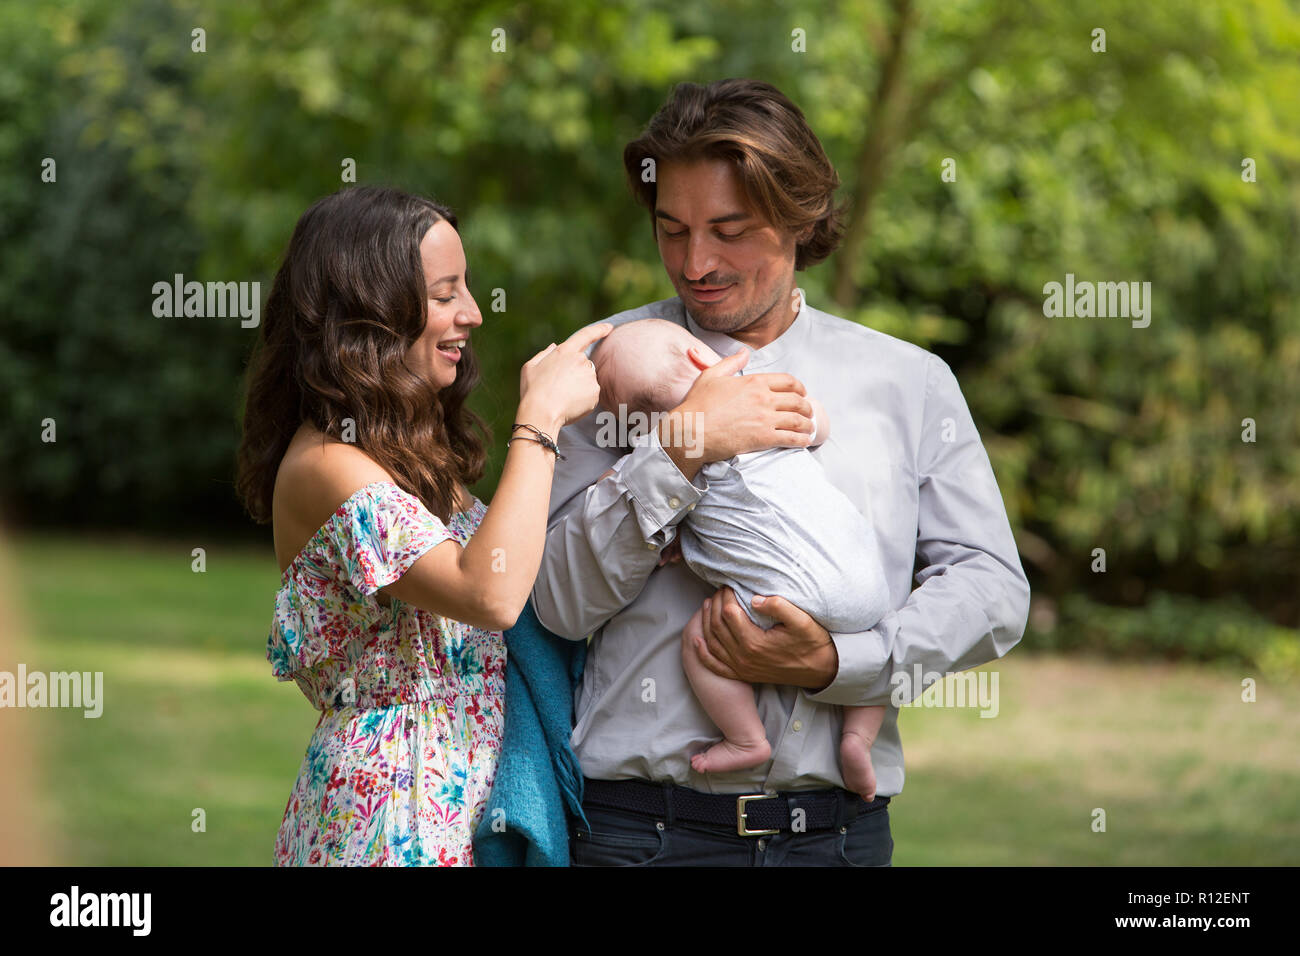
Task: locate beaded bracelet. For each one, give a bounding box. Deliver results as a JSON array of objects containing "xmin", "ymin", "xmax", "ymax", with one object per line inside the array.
[
  {"xmin": 506, "ymin": 435, "xmax": 562, "ymax": 457},
  {"xmin": 508, "ymin": 423, "xmax": 565, "ymax": 460}
]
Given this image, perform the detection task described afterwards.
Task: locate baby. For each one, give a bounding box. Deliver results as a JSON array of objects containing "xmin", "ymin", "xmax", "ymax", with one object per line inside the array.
[{"xmin": 591, "ymin": 318, "xmax": 891, "ymax": 801}]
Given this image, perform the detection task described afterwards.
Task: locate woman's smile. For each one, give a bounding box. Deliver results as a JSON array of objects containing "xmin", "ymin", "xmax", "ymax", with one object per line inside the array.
[{"xmin": 436, "ymin": 336, "xmax": 467, "ymax": 363}]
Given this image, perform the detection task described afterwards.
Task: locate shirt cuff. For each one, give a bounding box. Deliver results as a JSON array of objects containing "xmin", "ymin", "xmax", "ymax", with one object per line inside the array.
[
  {"xmin": 615, "ymin": 428, "xmax": 707, "ymax": 541},
  {"xmin": 804, "ymin": 611, "xmax": 897, "ymax": 707}
]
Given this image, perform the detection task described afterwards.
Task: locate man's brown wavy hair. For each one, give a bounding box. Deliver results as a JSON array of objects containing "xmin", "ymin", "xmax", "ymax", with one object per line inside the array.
[
  {"xmin": 622, "ymin": 78, "xmax": 844, "ymax": 271},
  {"xmin": 235, "ymin": 185, "xmax": 488, "ymax": 525}
]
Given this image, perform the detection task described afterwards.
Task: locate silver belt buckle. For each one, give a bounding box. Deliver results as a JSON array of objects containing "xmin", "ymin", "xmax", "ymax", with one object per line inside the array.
[{"xmin": 736, "ymin": 793, "xmax": 780, "ymax": 836}]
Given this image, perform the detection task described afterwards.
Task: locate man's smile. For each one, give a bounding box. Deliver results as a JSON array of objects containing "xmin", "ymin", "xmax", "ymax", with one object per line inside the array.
[{"xmin": 687, "ymin": 283, "xmax": 734, "ymax": 303}]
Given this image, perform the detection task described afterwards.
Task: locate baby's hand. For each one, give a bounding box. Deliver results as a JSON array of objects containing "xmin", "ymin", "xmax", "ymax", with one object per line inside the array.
[
  {"xmin": 808, "ymin": 396, "xmax": 830, "ymax": 446},
  {"xmin": 657, "ymin": 538, "xmax": 683, "ymax": 567}
]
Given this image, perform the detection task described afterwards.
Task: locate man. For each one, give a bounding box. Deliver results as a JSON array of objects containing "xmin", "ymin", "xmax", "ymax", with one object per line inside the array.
[{"xmin": 531, "ymin": 78, "xmax": 1030, "ymax": 866}]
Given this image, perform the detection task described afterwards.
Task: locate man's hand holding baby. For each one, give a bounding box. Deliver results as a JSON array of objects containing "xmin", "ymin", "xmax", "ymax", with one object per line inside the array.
[
  {"xmin": 692, "ymin": 586, "xmax": 838, "ymax": 692},
  {"xmin": 657, "ymin": 347, "xmax": 817, "ymax": 481}
]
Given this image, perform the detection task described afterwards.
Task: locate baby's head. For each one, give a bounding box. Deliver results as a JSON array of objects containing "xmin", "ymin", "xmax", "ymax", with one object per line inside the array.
[{"xmin": 591, "ymin": 318, "xmax": 722, "ymax": 418}]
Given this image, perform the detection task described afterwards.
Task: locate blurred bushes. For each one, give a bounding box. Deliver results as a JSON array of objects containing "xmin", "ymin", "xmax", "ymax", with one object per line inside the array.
[
  {"xmin": 1031, "ymin": 592, "xmax": 1300, "ymax": 679},
  {"xmin": 0, "ymin": 0, "xmax": 238, "ymax": 530}
]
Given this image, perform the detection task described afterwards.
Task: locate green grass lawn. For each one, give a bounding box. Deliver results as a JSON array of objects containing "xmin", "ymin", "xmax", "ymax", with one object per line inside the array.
[{"xmin": 6, "ymin": 534, "xmax": 1299, "ymax": 865}]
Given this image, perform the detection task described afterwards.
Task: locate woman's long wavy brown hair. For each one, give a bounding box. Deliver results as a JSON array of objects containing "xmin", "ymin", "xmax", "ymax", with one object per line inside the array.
[{"xmin": 235, "ymin": 185, "xmax": 488, "ymax": 525}]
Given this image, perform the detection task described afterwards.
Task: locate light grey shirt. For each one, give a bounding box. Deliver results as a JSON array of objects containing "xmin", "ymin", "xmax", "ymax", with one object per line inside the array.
[
  {"xmin": 530, "ymin": 295, "xmax": 1030, "ymax": 796},
  {"xmin": 677, "ymin": 446, "xmax": 890, "ymax": 633}
]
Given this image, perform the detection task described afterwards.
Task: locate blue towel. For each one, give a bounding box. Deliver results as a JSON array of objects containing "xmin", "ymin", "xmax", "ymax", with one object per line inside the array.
[{"xmin": 472, "ymin": 599, "xmax": 588, "ymax": 866}]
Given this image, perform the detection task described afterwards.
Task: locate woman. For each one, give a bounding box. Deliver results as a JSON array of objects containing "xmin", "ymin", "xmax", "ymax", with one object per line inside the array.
[{"xmin": 235, "ymin": 184, "xmax": 610, "ymax": 866}]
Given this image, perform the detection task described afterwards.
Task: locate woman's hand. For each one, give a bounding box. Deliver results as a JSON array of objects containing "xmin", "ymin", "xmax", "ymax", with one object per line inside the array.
[{"xmin": 518, "ymin": 322, "xmax": 613, "ymax": 432}]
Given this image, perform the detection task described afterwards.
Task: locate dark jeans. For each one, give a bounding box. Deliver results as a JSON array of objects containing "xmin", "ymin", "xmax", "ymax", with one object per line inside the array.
[{"xmin": 569, "ymin": 796, "xmax": 893, "ymax": 867}]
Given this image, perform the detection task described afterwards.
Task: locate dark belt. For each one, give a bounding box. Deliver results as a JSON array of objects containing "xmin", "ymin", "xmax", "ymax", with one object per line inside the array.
[{"xmin": 582, "ymin": 777, "xmax": 889, "ymax": 837}]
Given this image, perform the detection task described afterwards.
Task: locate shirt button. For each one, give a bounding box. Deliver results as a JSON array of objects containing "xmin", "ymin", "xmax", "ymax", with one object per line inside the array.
[
  {"xmin": 668, "ymin": 496, "xmax": 681, "ymax": 509},
  {"xmin": 792, "ymin": 720, "xmax": 803, "ymax": 732}
]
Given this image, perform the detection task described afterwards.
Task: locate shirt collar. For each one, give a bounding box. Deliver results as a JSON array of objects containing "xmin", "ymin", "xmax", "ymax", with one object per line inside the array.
[{"xmin": 682, "ymin": 288, "xmax": 812, "ymax": 371}]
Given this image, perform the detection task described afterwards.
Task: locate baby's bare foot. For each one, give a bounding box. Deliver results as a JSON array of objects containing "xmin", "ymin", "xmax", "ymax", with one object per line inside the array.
[
  {"xmin": 840, "ymin": 732, "xmax": 877, "ymax": 802},
  {"xmin": 690, "ymin": 737, "xmax": 772, "ymax": 774}
]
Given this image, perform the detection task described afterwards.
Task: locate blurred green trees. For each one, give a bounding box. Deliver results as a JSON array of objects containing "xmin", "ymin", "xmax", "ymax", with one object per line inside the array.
[{"xmin": 2, "ymin": 0, "xmax": 1297, "ymax": 654}]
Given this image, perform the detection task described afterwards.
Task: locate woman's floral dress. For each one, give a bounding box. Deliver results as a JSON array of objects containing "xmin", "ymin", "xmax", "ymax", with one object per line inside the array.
[{"xmin": 267, "ymin": 481, "xmax": 504, "ymax": 866}]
